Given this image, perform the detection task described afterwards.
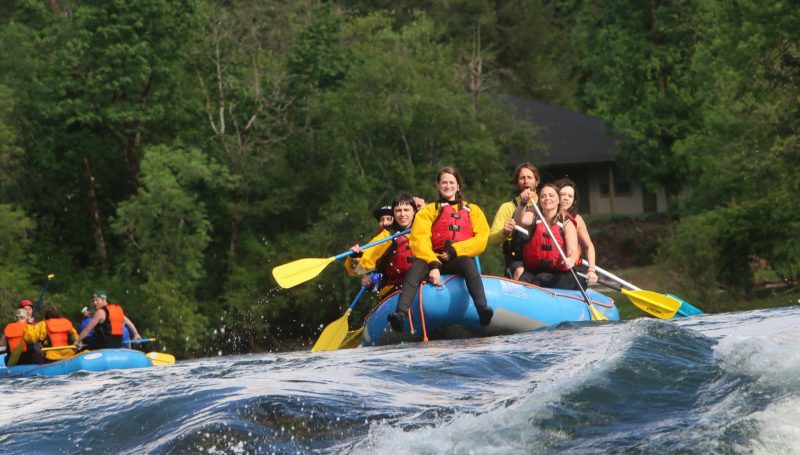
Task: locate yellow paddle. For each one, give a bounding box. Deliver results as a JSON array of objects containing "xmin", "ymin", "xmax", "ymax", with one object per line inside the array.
[
  {"xmin": 580, "ymin": 272, "xmax": 681, "ymax": 320},
  {"xmin": 41, "ymin": 345, "xmax": 78, "ymax": 352},
  {"xmin": 6, "ymin": 342, "xmax": 25, "ymax": 367},
  {"xmin": 620, "ymin": 288, "xmax": 680, "ymax": 319},
  {"xmin": 338, "ymin": 327, "xmax": 365, "ymax": 350},
  {"xmin": 581, "ymin": 260, "xmax": 703, "ymax": 318},
  {"xmin": 146, "ymin": 352, "xmax": 176, "ymax": 365},
  {"xmin": 272, "ymin": 229, "xmax": 410, "ymax": 289},
  {"xmin": 311, "ymin": 286, "xmax": 368, "ymax": 352}
]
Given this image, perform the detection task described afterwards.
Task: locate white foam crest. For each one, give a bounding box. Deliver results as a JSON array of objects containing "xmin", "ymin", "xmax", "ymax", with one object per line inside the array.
[
  {"xmin": 346, "ymin": 322, "xmax": 639, "ymax": 455},
  {"xmin": 746, "ymin": 397, "xmax": 800, "ymax": 455},
  {"xmin": 715, "ymin": 321, "xmax": 800, "ymax": 391}
]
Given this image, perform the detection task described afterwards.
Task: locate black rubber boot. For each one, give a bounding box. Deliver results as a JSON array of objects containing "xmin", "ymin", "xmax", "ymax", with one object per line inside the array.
[
  {"xmin": 388, "ymin": 311, "xmax": 406, "ymax": 333},
  {"xmin": 477, "ymin": 306, "xmax": 494, "ymax": 326}
]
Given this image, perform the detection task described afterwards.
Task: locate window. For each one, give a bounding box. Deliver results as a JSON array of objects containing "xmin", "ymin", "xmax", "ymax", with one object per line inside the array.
[{"xmin": 599, "ymin": 180, "xmax": 633, "ymax": 197}]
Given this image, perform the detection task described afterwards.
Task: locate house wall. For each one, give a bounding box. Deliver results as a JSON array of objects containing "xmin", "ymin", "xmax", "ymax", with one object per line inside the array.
[
  {"xmin": 585, "ymin": 164, "xmax": 668, "ymax": 215},
  {"xmin": 539, "ymin": 163, "xmax": 668, "ymax": 215}
]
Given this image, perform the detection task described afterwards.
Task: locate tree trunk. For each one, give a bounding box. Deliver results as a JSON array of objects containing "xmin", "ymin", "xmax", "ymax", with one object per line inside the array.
[{"xmin": 81, "ymin": 157, "xmax": 110, "ymax": 269}]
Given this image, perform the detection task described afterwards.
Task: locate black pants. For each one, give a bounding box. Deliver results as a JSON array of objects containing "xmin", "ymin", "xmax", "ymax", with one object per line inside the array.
[
  {"xmin": 395, "ymin": 257, "xmax": 488, "ymax": 313},
  {"xmin": 519, "ymin": 269, "xmax": 577, "ymax": 290},
  {"xmin": 87, "ymin": 334, "xmax": 123, "ymax": 350}
]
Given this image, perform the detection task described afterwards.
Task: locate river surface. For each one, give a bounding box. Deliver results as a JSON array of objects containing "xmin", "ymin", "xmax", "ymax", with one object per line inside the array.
[{"xmin": 2, "ymin": 305, "xmax": 800, "ymax": 454}]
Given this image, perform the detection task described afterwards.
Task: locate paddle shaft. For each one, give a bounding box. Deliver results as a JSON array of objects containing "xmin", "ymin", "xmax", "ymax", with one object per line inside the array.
[
  {"xmin": 347, "ymin": 286, "xmax": 368, "ymax": 312},
  {"xmin": 530, "ymin": 203, "xmax": 599, "ymax": 317},
  {"xmin": 578, "ymin": 272, "xmax": 621, "ymax": 291},
  {"xmin": 333, "ymin": 229, "xmax": 411, "ymax": 261},
  {"xmin": 581, "ymin": 260, "xmax": 640, "ymax": 290},
  {"xmin": 33, "ymin": 274, "xmax": 56, "ymax": 317},
  {"xmin": 39, "ymin": 338, "xmax": 156, "ymax": 352}
]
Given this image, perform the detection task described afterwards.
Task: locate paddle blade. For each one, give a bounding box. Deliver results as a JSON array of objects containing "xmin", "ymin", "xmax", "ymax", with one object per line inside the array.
[
  {"xmin": 147, "ymin": 352, "xmax": 176, "ymax": 365},
  {"xmin": 272, "ymin": 257, "xmax": 336, "ymax": 289},
  {"xmin": 338, "ymin": 327, "xmax": 364, "ymax": 350},
  {"xmin": 623, "ymin": 289, "xmax": 681, "ymax": 319},
  {"xmin": 6, "ymin": 342, "xmax": 24, "ymax": 367},
  {"xmin": 311, "ymin": 310, "xmax": 351, "ymax": 352},
  {"xmin": 666, "ymin": 294, "xmax": 704, "ymax": 317},
  {"xmin": 588, "ymin": 304, "xmax": 608, "ymax": 321}
]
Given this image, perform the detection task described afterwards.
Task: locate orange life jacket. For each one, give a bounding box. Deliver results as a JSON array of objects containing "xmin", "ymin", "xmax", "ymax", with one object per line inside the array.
[
  {"xmin": 430, "ymin": 202, "xmax": 474, "ymax": 253},
  {"xmin": 3, "ymin": 321, "xmax": 28, "ymax": 353},
  {"xmin": 45, "ymin": 318, "xmax": 74, "ymax": 347},
  {"xmin": 106, "ymin": 304, "xmax": 125, "ymax": 336}
]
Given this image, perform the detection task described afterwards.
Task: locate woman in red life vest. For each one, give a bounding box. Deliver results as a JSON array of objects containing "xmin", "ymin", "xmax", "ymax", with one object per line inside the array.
[
  {"xmin": 351, "ymin": 194, "xmax": 418, "ymax": 298},
  {"xmin": 555, "ymin": 178, "xmax": 598, "ymax": 286},
  {"xmin": 387, "ymin": 167, "xmax": 493, "ymax": 332},
  {"xmin": 26, "ymin": 305, "xmax": 80, "ymax": 362},
  {"xmin": 75, "ymin": 290, "xmax": 142, "ymax": 350},
  {"xmin": 514, "ymin": 183, "xmax": 581, "ymax": 290},
  {"xmin": 1, "ymin": 309, "xmax": 34, "ymax": 365}
]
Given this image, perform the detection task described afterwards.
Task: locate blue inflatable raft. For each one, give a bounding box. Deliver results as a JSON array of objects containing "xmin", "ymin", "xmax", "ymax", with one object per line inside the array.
[
  {"xmin": 1, "ymin": 349, "xmax": 163, "ymax": 379},
  {"xmin": 361, "ymin": 275, "xmax": 618, "ymax": 347}
]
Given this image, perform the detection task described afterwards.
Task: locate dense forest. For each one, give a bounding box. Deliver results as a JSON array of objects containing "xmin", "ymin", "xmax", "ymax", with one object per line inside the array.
[{"xmin": 1, "ymin": 0, "xmax": 798, "ymax": 356}]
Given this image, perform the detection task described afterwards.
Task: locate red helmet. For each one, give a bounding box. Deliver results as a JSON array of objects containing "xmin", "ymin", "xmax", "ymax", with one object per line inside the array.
[{"xmin": 18, "ymin": 299, "xmax": 33, "ymax": 308}]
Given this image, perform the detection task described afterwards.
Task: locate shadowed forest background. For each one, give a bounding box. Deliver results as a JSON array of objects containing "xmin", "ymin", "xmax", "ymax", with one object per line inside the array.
[{"xmin": 1, "ymin": 0, "xmax": 798, "ymax": 357}]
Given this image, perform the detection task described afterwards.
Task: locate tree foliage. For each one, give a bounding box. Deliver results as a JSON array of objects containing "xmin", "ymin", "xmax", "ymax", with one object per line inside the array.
[{"xmin": 0, "ymin": 0, "xmax": 798, "ymax": 356}]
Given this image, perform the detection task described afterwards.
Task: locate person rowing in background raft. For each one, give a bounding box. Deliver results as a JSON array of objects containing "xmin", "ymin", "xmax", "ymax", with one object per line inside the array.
[
  {"xmin": 18, "ymin": 299, "xmax": 35, "ymax": 324},
  {"xmin": 513, "ymin": 183, "xmax": 581, "ymax": 290},
  {"xmin": 555, "ymin": 178, "xmax": 598, "ymax": 285},
  {"xmin": 387, "ymin": 167, "xmax": 493, "ymax": 331},
  {"xmin": 351, "ymin": 194, "xmax": 418, "ymax": 299},
  {"xmin": 25, "ymin": 305, "xmax": 79, "ymax": 362},
  {"xmin": 488, "ymin": 163, "xmax": 540, "ymax": 277},
  {"xmin": 1, "ymin": 309, "xmax": 34, "ymax": 365},
  {"xmin": 75, "ymin": 290, "xmax": 142, "ymax": 350}
]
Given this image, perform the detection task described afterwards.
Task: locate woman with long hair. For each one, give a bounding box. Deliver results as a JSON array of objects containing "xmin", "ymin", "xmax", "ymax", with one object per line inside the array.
[
  {"xmin": 513, "ymin": 183, "xmax": 580, "ymax": 289},
  {"xmin": 555, "ymin": 178, "xmax": 598, "ymax": 285}
]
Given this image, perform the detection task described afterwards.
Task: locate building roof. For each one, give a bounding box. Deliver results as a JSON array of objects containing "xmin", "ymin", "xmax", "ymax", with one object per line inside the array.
[{"xmin": 503, "ymin": 95, "xmax": 617, "ymax": 166}]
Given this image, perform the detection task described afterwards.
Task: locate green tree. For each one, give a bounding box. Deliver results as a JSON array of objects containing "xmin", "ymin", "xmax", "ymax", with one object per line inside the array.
[
  {"xmin": 112, "ymin": 145, "xmax": 230, "ymax": 353},
  {"xmin": 0, "ymin": 204, "xmax": 36, "ymax": 322},
  {"xmin": 661, "ymin": 0, "xmax": 800, "ymax": 301},
  {"xmin": 576, "ymin": 0, "xmax": 700, "ymax": 195}
]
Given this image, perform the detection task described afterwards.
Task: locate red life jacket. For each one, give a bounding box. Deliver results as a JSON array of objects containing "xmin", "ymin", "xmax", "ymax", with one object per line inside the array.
[
  {"xmin": 379, "ymin": 232, "xmax": 414, "ymax": 286},
  {"xmin": 522, "ymin": 216, "xmax": 580, "ymax": 272},
  {"xmin": 3, "ymin": 321, "xmax": 28, "ymax": 353},
  {"xmin": 45, "ymin": 318, "xmax": 74, "ymax": 347},
  {"xmin": 430, "ymin": 202, "xmax": 474, "ymax": 252},
  {"xmin": 106, "ymin": 304, "xmax": 125, "ymax": 336}
]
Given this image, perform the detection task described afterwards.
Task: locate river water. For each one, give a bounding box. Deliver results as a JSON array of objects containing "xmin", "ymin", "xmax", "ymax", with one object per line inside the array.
[{"xmin": 2, "ymin": 305, "xmax": 800, "ymax": 454}]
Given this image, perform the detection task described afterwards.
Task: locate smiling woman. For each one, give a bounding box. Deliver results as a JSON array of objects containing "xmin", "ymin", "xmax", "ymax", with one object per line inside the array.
[
  {"xmin": 513, "ymin": 183, "xmax": 581, "ymax": 290},
  {"xmin": 387, "ymin": 167, "xmax": 494, "ymax": 332}
]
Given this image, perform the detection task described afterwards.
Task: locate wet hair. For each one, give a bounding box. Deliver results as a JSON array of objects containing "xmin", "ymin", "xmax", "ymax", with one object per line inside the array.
[
  {"xmin": 436, "ymin": 166, "xmax": 463, "ymax": 202},
  {"xmin": 43, "ymin": 306, "xmax": 62, "ymax": 320},
  {"xmin": 512, "ymin": 162, "xmax": 541, "ymax": 188},
  {"xmin": 538, "ymin": 183, "xmax": 566, "ymax": 225},
  {"xmin": 392, "ymin": 193, "xmax": 418, "ymax": 214},
  {"xmin": 554, "ymin": 178, "xmax": 580, "ymax": 216}
]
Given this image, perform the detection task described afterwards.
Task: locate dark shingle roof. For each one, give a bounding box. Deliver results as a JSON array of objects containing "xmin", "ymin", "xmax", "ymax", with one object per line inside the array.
[{"xmin": 503, "ymin": 95, "xmax": 617, "ymax": 166}]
